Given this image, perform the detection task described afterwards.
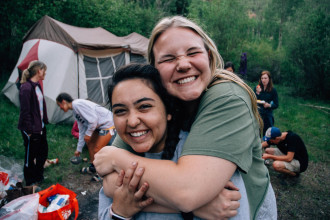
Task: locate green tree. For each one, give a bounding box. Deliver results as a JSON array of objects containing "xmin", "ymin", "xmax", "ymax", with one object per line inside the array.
[
  {"xmin": 284, "ymin": 0, "xmax": 330, "ymax": 98},
  {"xmin": 188, "ymin": 0, "xmax": 250, "ymax": 65},
  {"xmin": 263, "ymin": 0, "xmax": 302, "ymax": 49}
]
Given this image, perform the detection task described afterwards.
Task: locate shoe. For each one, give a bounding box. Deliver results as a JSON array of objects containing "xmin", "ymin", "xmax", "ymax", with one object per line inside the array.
[
  {"xmin": 70, "ymin": 156, "xmax": 82, "ymax": 165},
  {"xmin": 81, "ymin": 166, "xmax": 95, "ymax": 174},
  {"xmin": 91, "ymin": 174, "xmax": 102, "ymax": 182}
]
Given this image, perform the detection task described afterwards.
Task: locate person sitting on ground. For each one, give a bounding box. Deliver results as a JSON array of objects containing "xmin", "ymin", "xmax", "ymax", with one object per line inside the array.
[
  {"xmin": 56, "ymin": 93, "xmax": 115, "ymax": 181},
  {"xmin": 224, "ymin": 61, "xmax": 235, "ymax": 73},
  {"xmin": 262, "ymin": 127, "xmax": 309, "ymax": 177}
]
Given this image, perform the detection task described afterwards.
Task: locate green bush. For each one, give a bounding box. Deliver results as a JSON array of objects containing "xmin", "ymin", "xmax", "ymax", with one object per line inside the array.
[{"xmin": 242, "ymin": 41, "xmax": 285, "ymax": 82}]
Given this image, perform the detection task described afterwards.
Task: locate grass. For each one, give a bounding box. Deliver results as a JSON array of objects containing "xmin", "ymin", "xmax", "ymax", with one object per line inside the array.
[
  {"xmin": 247, "ymin": 82, "xmax": 330, "ymax": 162},
  {"xmin": 1, "ymin": 79, "xmax": 329, "ymax": 219}
]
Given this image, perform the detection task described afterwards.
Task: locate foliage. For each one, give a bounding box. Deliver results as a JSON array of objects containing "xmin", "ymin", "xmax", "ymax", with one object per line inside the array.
[
  {"xmin": 284, "ymin": 0, "xmax": 330, "ymax": 99},
  {"xmin": 247, "ymin": 82, "xmax": 330, "ymax": 163},
  {"xmin": 242, "ymin": 41, "xmax": 285, "ymax": 82},
  {"xmin": 189, "ymin": 0, "xmax": 250, "ymax": 67}
]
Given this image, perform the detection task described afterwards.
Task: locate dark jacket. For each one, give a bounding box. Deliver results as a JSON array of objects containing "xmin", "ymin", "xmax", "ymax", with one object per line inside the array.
[
  {"xmin": 18, "ymin": 79, "xmax": 48, "ymax": 134},
  {"xmin": 254, "ymin": 87, "xmax": 279, "ymax": 115}
]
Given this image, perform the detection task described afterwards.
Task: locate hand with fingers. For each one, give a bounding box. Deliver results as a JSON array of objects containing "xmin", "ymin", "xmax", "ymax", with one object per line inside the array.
[
  {"xmin": 111, "ymin": 161, "xmax": 154, "ymax": 218},
  {"xmin": 94, "ymin": 146, "xmax": 117, "ymax": 176},
  {"xmin": 193, "ymin": 181, "xmax": 241, "ymax": 220}
]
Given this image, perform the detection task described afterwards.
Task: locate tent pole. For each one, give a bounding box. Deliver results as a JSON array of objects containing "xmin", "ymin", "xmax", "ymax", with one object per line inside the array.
[{"xmin": 77, "ymin": 51, "xmax": 80, "ymax": 98}]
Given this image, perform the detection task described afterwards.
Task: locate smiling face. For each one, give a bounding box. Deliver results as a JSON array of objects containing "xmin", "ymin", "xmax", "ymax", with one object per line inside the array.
[
  {"xmin": 153, "ymin": 27, "xmax": 212, "ymax": 101},
  {"xmin": 111, "ymin": 78, "xmax": 170, "ymax": 153}
]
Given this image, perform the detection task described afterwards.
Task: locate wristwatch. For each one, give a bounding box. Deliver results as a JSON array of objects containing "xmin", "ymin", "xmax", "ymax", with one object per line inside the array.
[{"xmin": 109, "ymin": 204, "xmax": 132, "ymax": 220}]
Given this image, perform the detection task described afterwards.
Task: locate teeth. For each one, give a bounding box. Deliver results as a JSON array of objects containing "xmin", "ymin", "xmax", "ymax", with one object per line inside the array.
[
  {"xmin": 130, "ymin": 131, "xmax": 147, "ymax": 137},
  {"xmin": 177, "ymin": 76, "xmax": 196, "ymax": 84}
]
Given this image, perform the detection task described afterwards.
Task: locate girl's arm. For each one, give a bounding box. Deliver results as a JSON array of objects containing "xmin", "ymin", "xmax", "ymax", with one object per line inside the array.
[
  {"xmin": 101, "ymin": 160, "xmax": 240, "ymax": 218},
  {"xmin": 95, "ymin": 146, "xmax": 236, "ymax": 212}
]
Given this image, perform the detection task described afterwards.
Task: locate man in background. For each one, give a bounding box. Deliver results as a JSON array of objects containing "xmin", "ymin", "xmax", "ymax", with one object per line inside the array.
[{"xmin": 262, "ymin": 127, "xmax": 308, "ymax": 177}]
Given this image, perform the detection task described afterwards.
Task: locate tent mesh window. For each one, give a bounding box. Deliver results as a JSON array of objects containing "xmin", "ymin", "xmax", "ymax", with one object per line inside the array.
[{"xmin": 83, "ymin": 52, "xmax": 126, "ymax": 104}]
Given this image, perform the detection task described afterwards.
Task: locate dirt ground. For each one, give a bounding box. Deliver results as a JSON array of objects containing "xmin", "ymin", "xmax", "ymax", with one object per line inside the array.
[
  {"xmin": 60, "ymin": 161, "xmax": 330, "ymax": 220},
  {"xmin": 268, "ymin": 161, "xmax": 330, "ymax": 219},
  {"xmin": 61, "ymin": 172, "xmax": 102, "ymax": 220}
]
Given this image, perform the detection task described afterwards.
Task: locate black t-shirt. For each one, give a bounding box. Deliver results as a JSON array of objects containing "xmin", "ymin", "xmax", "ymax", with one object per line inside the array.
[{"xmin": 277, "ymin": 131, "xmax": 309, "ymax": 172}]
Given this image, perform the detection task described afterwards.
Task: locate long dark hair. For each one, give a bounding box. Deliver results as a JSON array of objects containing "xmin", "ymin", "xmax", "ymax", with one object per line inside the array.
[{"xmin": 108, "ymin": 63, "xmax": 182, "ymax": 160}]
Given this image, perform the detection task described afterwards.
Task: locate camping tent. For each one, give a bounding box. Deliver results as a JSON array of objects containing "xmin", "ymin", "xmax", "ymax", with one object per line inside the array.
[{"xmin": 2, "ymin": 15, "xmax": 149, "ymax": 123}]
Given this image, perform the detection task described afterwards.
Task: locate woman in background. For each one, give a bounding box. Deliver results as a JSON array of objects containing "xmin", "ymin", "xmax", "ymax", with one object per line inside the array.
[
  {"xmin": 254, "ymin": 70, "xmax": 279, "ymax": 136},
  {"xmin": 18, "ymin": 60, "xmax": 48, "ymax": 186}
]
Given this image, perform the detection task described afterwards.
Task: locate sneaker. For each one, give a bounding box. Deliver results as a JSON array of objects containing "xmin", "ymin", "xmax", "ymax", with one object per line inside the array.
[
  {"xmin": 89, "ymin": 164, "xmax": 96, "ymax": 173},
  {"xmin": 81, "ymin": 165, "xmax": 96, "ymax": 174},
  {"xmin": 70, "ymin": 156, "xmax": 82, "ymax": 165},
  {"xmin": 91, "ymin": 174, "xmax": 102, "ymax": 182}
]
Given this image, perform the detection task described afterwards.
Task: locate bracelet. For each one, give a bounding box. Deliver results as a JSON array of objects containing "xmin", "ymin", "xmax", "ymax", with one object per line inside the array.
[{"xmin": 109, "ymin": 204, "xmax": 132, "ymax": 220}]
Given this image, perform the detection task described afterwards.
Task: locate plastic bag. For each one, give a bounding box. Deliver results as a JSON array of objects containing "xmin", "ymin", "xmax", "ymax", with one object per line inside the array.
[
  {"xmin": 0, "ymin": 156, "xmax": 23, "ymax": 190},
  {"xmin": 0, "ymin": 172, "xmax": 9, "ymax": 200},
  {"xmin": 0, "ymin": 193, "xmax": 39, "ymax": 220}
]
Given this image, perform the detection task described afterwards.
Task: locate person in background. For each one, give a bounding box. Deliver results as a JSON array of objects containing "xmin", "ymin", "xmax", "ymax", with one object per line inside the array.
[
  {"xmin": 262, "ymin": 127, "xmax": 308, "ymax": 177},
  {"xmin": 254, "ymin": 70, "xmax": 279, "ymax": 136},
  {"xmin": 224, "ymin": 61, "xmax": 235, "ymax": 73},
  {"xmin": 18, "ymin": 60, "xmax": 48, "ymax": 186},
  {"xmin": 56, "ymin": 93, "xmax": 115, "ymax": 181},
  {"xmin": 71, "ymin": 120, "xmax": 79, "ymax": 139},
  {"xmin": 239, "ymin": 52, "xmax": 247, "ymax": 79}
]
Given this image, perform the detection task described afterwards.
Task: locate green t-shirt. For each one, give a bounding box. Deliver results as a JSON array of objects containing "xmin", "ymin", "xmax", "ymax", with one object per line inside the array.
[
  {"xmin": 113, "ymin": 82, "xmax": 270, "ymax": 219},
  {"xmin": 181, "ymin": 82, "xmax": 269, "ymax": 219}
]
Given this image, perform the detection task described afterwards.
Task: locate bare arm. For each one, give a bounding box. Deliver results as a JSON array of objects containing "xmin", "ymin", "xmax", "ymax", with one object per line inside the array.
[
  {"xmin": 102, "ymin": 160, "xmax": 240, "ymax": 218},
  {"xmin": 95, "ymin": 146, "xmax": 236, "ymax": 212},
  {"xmin": 193, "ymin": 182, "xmax": 241, "ymax": 219},
  {"xmin": 263, "ymin": 151, "xmax": 295, "ymax": 162}
]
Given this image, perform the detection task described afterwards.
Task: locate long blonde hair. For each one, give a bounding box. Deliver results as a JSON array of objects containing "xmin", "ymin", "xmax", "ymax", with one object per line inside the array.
[
  {"xmin": 21, "ymin": 60, "xmax": 47, "ymax": 83},
  {"xmin": 148, "ymin": 16, "xmax": 263, "ymax": 133}
]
